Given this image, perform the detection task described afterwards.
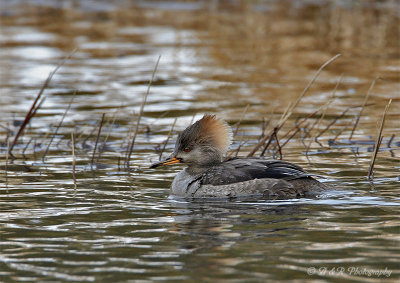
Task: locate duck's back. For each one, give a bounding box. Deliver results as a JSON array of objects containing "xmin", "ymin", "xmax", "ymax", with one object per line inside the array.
[{"xmin": 171, "ymin": 157, "xmax": 328, "ymax": 199}]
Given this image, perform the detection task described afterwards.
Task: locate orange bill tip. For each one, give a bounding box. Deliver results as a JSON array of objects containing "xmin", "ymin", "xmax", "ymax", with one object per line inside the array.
[{"xmin": 150, "ymin": 157, "xmax": 181, "ymax": 168}]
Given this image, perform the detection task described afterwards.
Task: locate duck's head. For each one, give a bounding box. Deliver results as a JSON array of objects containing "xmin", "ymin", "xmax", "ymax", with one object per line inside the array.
[{"xmin": 151, "ymin": 114, "xmax": 232, "ymax": 170}]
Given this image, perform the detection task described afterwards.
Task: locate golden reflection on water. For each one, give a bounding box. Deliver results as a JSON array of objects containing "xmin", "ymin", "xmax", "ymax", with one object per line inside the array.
[
  {"xmin": 0, "ymin": 1, "xmax": 400, "ymax": 282},
  {"xmin": 1, "ymin": 2, "xmax": 398, "ymax": 175}
]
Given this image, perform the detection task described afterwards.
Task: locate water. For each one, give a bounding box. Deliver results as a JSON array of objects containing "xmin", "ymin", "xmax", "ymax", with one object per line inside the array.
[{"xmin": 1, "ymin": 1, "xmax": 399, "ymax": 282}]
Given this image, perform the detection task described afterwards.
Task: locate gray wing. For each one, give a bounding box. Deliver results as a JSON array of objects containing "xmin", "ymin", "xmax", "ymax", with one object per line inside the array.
[{"xmin": 201, "ymin": 157, "xmax": 313, "ymax": 186}]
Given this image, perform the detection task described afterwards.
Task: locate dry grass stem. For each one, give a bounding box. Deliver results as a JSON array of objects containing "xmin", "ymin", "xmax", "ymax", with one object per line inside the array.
[
  {"xmin": 43, "ymin": 91, "xmax": 76, "ymax": 160},
  {"xmin": 123, "ymin": 112, "xmax": 136, "ymax": 150},
  {"xmin": 33, "ymin": 138, "xmax": 37, "ymax": 160},
  {"xmin": 349, "ymin": 78, "xmax": 377, "ymax": 140},
  {"xmin": 305, "ymin": 81, "xmax": 339, "ymax": 154},
  {"xmin": 5, "ymin": 139, "xmax": 10, "ymax": 191},
  {"xmin": 259, "ymin": 127, "xmax": 279, "ymax": 157},
  {"xmin": 331, "ymin": 123, "xmax": 350, "ymax": 143},
  {"xmin": 71, "ymin": 133, "xmax": 77, "ymax": 190},
  {"xmin": 148, "ymin": 111, "xmax": 170, "ymax": 127},
  {"xmin": 280, "ymin": 127, "xmax": 301, "ymax": 149},
  {"xmin": 233, "ymin": 104, "xmax": 249, "ymax": 137},
  {"xmin": 330, "ymin": 102, "xmax": 376, "ymax": 143},
  {"xmin": 13, "ymin": 96, "xmax": 46, "ymax": 154},
  {"xmin": 21, "ymin": 96, "xmax": 48, "ymax": 145},
  {"xmin": 81, "ymin": 126, "xmax": 98, "ymax": 149},
  {"xmin": 91, "ymin": 113, "xmax": 106, "ymax": 167},
  {"xmin": 226, "ymin": 130, "xmax": 246, "ymax": 158},
  {"xmin": 247, "ymin": 54, "xmax": 341, "ymax": 157},
  {"xmin": 8, "ymin": 49, "xmax": 76, "ymax": 157},
  {"xmin": 234, "ymin": 134, "xmax": 246, "ymax": 158},
  {"xmin": 22, "ymin": 137, "xmax": 33, "ymax": 158},
  {"xmin": 309, "ymin": 74, "xmax": 342, "ymax": 135},
  {"xmin": 274, "ymin": 131, "xmax": 283, "ymax": 160},
  {"xmin": 97, "ymin": 108, "xmax": 121, "ymax": 162},
  {"xmin": 103, "ymin": 106, "xmax": 121, "ymax": 148},
  {"xmin": 280, "ymin": 106, "xmax": 323, "ymax": 140},
  {"xmin": 276, "ymin": 101, "xmax": 293, "ymax": 127},
  {"xmin": 0, "ymin": 124, "xmax": 11, "ymax": 133},
  {"xmin": 159, "ymin": 118, "xmax": 177, "ymax": 160},
  {"xmin": 316, "ymin": 108, "xmax": 350, "ymax": 139},
  {"xmin": 278, "ymin": 54, "xmax": 341, "ymax": 128},
  {"xmin": 249, "ymin": 103, "xmax": 291, "ymax": 157},
  {"xmin": 30, "ymin": 96, "xmax": 46, "ymax": 120},
  {"xmin": 126, "ymin": 55, "xmax": 161, "ymax": 168},
  {"xmin": 258, "ymin": 118, "xmax": 270, "ymax": 141},
  {"xmin": 367, "ymin": 99, "xmax": 392, "ymax": 180}
]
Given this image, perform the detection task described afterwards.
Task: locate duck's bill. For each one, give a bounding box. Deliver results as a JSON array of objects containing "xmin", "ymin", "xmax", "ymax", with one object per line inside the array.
[{"xmin": 150, "ymin": 157, "xmax": 181, "ymax": 168}]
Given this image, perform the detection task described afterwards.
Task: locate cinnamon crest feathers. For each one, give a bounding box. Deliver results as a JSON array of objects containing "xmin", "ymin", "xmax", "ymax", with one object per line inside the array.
[{"xmin": 177, "ymin": 114, "xmax": 232, "ymax": 154}]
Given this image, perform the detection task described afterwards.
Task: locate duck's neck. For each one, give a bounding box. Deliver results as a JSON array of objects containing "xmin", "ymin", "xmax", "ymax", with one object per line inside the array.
[
  {"xmin": 184, "ymin": 146, "xmax": 224, "ymax": 175},
  {"xmin": 186, "ymin": 162, "xmax": 220, "ymax": 176}
]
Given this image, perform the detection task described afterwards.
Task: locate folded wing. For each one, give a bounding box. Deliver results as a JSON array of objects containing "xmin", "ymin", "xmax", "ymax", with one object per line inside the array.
[{"xmin": 201, "ymin": 157, "xmax": 313, "ymax": 186}]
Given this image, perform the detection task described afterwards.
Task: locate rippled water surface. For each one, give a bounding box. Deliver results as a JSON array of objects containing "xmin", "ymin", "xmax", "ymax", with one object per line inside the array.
[{"xmin": 1, "ymin": 1, "xmax": 399, "ymax": 282}]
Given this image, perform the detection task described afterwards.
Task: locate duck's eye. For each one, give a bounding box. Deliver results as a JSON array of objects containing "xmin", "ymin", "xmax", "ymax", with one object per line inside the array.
[{"xmin": 184, "ymin": 147, "xmax": 191, "ymax": 152}]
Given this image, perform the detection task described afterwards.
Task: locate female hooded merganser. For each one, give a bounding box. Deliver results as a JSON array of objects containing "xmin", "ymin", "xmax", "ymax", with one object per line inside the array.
[{"xmin": 151, "ymin": 114, "xmax": 328, "ymax": 199}]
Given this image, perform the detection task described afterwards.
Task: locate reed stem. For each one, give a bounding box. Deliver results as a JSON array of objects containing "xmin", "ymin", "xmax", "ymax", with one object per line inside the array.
[
  {"xmin": 43, "ymin": 91, "xmax": 76, "ymax": 160},
  {"xmin": 159, "ymin": 118, "xmax": 177, "ymax": 160},
  {"xmin": 247, "ymin": 54, "xmax": 341, "ymax": 157},
  {"xmin": 91, "ymin": 113, "xmax": 106, "ymax": 168},
  {"xmin": 71, "ymin": 132, "xmax": 77, "ymax": 190},
  {"xmin": 367, "ymin": 99, "xmax": 392, "ymax": 180},
  {"xmin": 126, "ymin": 55, "xmax": 161, "ymax": 168},
  {"xmin": 8, "ymin": 49, "xmax": 76, "ymax": 157}
]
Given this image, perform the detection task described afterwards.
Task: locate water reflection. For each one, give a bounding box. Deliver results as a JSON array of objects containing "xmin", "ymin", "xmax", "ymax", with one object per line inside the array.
[{"xmin": 1, "ymin": 0, "xmax": 399, "ymax": 282}]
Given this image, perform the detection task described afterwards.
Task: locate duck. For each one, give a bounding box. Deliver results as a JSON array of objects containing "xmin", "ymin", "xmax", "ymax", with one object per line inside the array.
[{"xmin": 150, "ymin": 114, "xmax": 328, "ymax": 199}]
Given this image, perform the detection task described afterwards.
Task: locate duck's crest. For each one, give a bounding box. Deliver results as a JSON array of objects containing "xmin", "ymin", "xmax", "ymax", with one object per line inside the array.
[{"xmin": 183, "ymin": 114, "xmax": 232, "ymax": 154}]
